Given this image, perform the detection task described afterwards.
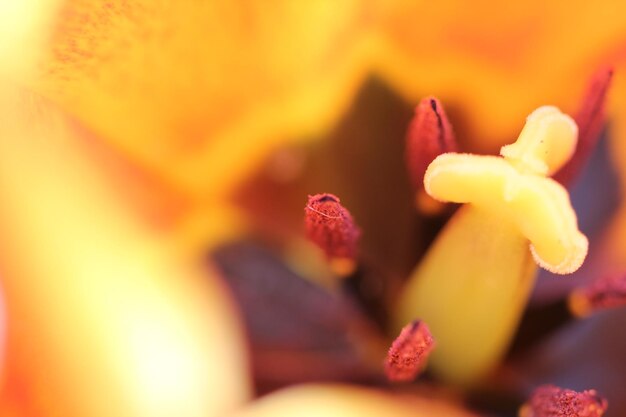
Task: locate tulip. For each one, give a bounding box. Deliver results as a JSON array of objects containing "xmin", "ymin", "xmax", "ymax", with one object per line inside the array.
[{"xmin": 3, "ymin": 1, "xmax": 626, "ymax": 417}]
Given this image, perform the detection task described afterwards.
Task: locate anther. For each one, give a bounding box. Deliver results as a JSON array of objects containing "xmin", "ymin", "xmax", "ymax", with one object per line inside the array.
[
  {"xmin": 406, "ymin": 97, "xmax": 457, "ymax": 213},
  {"xmin": 304, "ymin": 193, "xmax": 361, "ymax": 276},
  {"xmin": 385, "ymin": 320, "xmax": 435, "ymax": 382},
  {"xmin": 519, "ymin": 385, "xmax": 608, "ymax": 417},
  {"xmin": 568, "ymin": 273, "xmax": 626, "ymax": 317}
]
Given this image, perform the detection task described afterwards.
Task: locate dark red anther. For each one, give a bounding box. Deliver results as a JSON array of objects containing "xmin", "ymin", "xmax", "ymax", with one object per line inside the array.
[
  {"xmin": 304, "ymin": 193, "xmax": 360, "ymax": 262},
  {"xmin": 519, "ymin": 385, "xmax": 608, "ymax": 417},
  {"xmin": 569, "ymin": 273, "xmax": 626, "ymax": 317},
  {"xmin": 554, "ymin": 67, "xmax": 614, "ymax": 186},
  {"xmin": 385, "ymin": 320, "xmax": 435, "ymax": 382},
  {"xmin": 405, "ymin": 97, "xmax": 458, "ymax": 193}
]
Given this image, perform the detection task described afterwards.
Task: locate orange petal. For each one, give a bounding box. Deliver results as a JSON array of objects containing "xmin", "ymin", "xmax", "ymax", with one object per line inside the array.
[
  {"xmin": 34, "ymin": 0, "xmax": 373, "ymax": 198},
  {"xmin": 0, "ymin": 86, "xmax": 250, "ymax": 417},
  {"xmin": 376, "ymin": 1, "xmax": 626, "ymax": 151},
  {"xmin": 31, "ymin": 0, "xmax": 626, "ymax": 201}
]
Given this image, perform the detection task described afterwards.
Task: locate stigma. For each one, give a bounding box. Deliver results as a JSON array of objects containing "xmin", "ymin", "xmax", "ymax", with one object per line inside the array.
[{"xmin": 424, "ymin": 106, "xmax": 587, "ymax": 274}]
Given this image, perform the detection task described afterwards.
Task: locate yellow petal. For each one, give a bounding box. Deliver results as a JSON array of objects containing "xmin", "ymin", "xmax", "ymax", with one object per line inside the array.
[
  {"xmin": 0, "ymin": 0, "xmax": 61, "ymax": 80},
  {"xmin": 0, "ymin": 86, "xmax": 250, "ymax": 417},
  {"xmin": 232, "ymin": 384, "xmax": 479, "ymax": 417}
]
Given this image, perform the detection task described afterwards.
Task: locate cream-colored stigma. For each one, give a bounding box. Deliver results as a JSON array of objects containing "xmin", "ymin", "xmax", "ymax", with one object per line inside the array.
[{"xmin": 424, "ymin": 106, "xmax": 587, "ymax": 274}]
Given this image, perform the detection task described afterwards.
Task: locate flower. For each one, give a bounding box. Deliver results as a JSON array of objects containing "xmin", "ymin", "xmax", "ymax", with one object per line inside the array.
[{"xmin": 2, "ymin": 1, "xmax": 626, "ymax": 417}]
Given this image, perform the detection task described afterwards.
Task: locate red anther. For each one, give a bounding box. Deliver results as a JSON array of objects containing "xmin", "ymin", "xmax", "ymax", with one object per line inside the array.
[
  {"xmin": 520, "ymin": 385, "xmax": 608, "ymax": 417},
  {"xmin": 304, "ymin": 193, "xmax": 360, "ymax": 261},
  {"xmin": 554, "ymin": 67, "xmax": 614, "ymax": 186},
  {"xmin": 569, "ymin": 273, "xmax": 626, "ymax": 317},
  {"xmin": 405, "ymin": 97, "xmax": 457, "ymax": 193},
  {"xmin": 385, "ymin": 320, "xmax": 435, "ymax": 382}
]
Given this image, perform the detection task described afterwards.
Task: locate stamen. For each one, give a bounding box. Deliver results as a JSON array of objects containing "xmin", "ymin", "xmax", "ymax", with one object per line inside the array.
[
  {"xmin": 405, "ymin": 97, "xmax": 457, "ymax": 213},
  {"xmin": 554, "ymin": 67, "xmax": 614, "ymax": 186},
  {"xmin": 385, "ymin": 320, "xmax": 435, "ymax": 382},
  {"xmin": 304, "ymin": 193, "xmax": 361, "ymax": 276},
  {"xmin": 568, "ymin": 273, "xmax": 626, "ymax": 317},
  {"xmin": 519, "ymin": 385, "xmax": 608, "ymax": 417}
]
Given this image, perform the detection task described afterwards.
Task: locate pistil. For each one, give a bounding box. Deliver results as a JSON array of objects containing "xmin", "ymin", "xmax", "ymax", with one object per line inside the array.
[{"xmin": 395, "ymin": 106, "xmax": 587, "ymax": 384}]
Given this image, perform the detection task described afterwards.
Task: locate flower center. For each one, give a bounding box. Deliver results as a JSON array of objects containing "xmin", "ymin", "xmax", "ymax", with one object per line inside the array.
[{"xmin": 395, "ymin": 105, "xmax": 588, "ymax": 384}]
